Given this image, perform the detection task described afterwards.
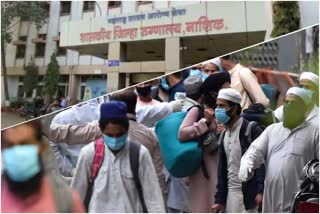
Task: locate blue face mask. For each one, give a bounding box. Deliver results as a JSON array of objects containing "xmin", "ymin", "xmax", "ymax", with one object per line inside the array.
[
  {"xmin": 160, "ymin": 77, "xmax": 170, "ymax": 91},
  {"xmin": 3, "ymin": 145, "xmax": 40, "ymax": 182},
  {"xmin": 202, "ymin": 73, "xmax": 209, "ymax": 81},
  {"xmin": 103, "ymin": 133, "xmax": 128, "ymax": 151},
  {"xmin": 189, "ymin": 69, "xmax": 202, "ymax": 77},
  {"xmin": 215, "ymin": 108, "xmax": 231, "ymax": 124},
  {"xmin": 303, "ymin": 89, "xmax": 314, "ymax": 104}
]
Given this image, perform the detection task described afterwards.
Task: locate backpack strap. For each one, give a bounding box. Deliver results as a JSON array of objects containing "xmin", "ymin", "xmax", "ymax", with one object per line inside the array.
[
  {"xmin": 187, "ymin": 104, "xmax": 210, "ymax": 180},
  {"xmin": 84, "ymin": 139, "xmax": 105, "ymax": 211},
  {"xmin": 245, "ymin": 121, "xmax": 259, "ymax": 144},
  {"xmin": 218, "ymin": 130, "xmax": 226, "ymax": 146},
  {"xmin": 129, "ymin": 142, "xmax": 148, "ymax": 213},
  {"xmin": 187, "ymin": 104, "xmax": 204, "ymax": 121},
  {"xmin": 49, "ymin": 174, "xmax": 74, "ymax": 213}
]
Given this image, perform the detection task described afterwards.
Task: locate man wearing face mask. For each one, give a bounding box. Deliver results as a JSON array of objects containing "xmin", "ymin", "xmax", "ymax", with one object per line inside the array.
[
  {"xmin": 238, "ymin": 87, "xmax": 319, "ymax": 212},
  {"xmin": 136, "ymin": 82, "xmax": 161, "ymax": 107},
  {"xmin": 1, "ymin": 121, "xmax": 85, "ymax": 213},
  {"xmin": 71, "ymin": 101, "xmax": 165, "ymax": 213},
  {"xmin": 135, "ymin": 81, "xmax": 184, "ymax": 128},
  {"xmin": 201, "ymin": 60, "xmax": 221, "ymax": 81},
  {"xmin": 160, "ymin": 72, "xmax": 185, "ymax": 102},
  {"xmin": 212, "ymin": 88, "xmax": 265, "ymax": 213},
  {"xmin": 274, "ymin": 71, "xmax": 319, "ymax": 126}
]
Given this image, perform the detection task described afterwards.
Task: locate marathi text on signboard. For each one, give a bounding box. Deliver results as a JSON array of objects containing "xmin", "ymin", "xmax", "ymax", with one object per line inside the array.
[
  {"xmin": 80, "ymin": 16, "xmax": 225, "ymax": 43},
  {"xmin": 107, "ymin": 8, "xmax": 187, "ymax": 24}
]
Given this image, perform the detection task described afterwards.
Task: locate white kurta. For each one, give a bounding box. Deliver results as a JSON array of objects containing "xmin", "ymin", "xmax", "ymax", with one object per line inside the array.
[
  {"xmin": 71, "ymin": 140, "xmax": 165, "ymax": 213},
  {"xmin": 223, "ymin": 118, "xmax": 257, "ymax": 213},
  {"xmin": 136, "ymin": 102, "xmax": 173, "ymax": 127},
  {"xmin": 241, "ymin": 121, "xmax": 319, "ymax": 212},
  {"xmin": 50, "ymin": 102, "xmax": 100, "ymax": 180}
]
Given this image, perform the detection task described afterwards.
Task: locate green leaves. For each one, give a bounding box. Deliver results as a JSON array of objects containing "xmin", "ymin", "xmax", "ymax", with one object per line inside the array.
[
  {"xmin": 271, "ymin": 1, "xmax": 300, "ymax": 38},
  {"xmin": 23, "ymin": 58, "xmax": 39, "ymax": 96},
  {"xmin": 1, "ymin": 1, "xmax": 49, "ymax": 43},
  {"xmin": 44, "ymin": 52, "xmax": 60, "ymax": 99}
]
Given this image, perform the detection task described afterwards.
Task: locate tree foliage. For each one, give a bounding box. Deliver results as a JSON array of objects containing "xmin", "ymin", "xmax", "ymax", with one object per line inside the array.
[
  {"xmin": 271, "ymin": 1, "xmax": 300, "ymax": 38},
  {"xmin": 1, "ymin": 1, "xmax": 49, "ymax": 42},
  {"xmin": 23, "ymin": 58, "xmax": 39, "ymax": 97},
  {"xmin": 1, "ymin": 1, "xmax": 49, "ymax": 101},
  {"xmin": 44, "ymin": 52, "xmax": 60, "ymax": 99}
]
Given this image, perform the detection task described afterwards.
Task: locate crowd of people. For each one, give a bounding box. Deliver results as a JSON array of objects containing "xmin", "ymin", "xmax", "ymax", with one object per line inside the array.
[{"xmin": 1, "ymin": 55, "xmax": 319, "ymax": 213}]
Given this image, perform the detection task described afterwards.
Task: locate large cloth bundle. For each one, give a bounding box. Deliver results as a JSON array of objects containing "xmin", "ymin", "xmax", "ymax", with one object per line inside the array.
[{"xmin": 155, "ymin": 111, "xmax": 203, "ymax": 178}]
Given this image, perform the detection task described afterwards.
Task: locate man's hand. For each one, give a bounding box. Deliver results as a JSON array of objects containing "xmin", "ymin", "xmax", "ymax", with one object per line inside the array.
[
  {"xmin": 204, "ymin": 108, "xmax": 214, "ymax": 123},
  {"xmin": 211, "ymin": 204, "xmax": 224, "ymax": 213},
  {"xmin": 170, "ymin": 100, "xmax": 184, "ymax": 112},
  {"xmin": 238, "ymin": 162, "xmax": 254, "ymax": 182},
  {"xmin": 216, "ymin": 123, "xmax": 225, "ymax": 135},
  {"xmin": 255, "ymin": 193, "xmax": 263, "ymax": 210}
]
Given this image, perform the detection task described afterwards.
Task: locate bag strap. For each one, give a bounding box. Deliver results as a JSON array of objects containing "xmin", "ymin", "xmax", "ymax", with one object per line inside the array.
[
  {"xmin": 218, "ymin": 130, "xmax": 226, "ymax": 146},
  {"xmin": 188, "ymin": 104, "xmax": 210, "ymax": 180},
  {"xmin": 129, "ymin": 142, "xmax": 148, "ymax": 213},
  {"xmin": 238, "ymin": 67, "xmax": 255, "ymax": 104},
  {"xmin": 84, "ymin": 139, "xmax": 105, "ymax": 210},
  {"xmin": 186, "ymin": 104, "xmax": 204, "ymax": 121},
  {"xmin": 91, "ymin": 139, "xmax": 105, "ymax": 181},
  {"xmin": 245, "ymin": 121, "xmax": 259, "ymax": 144}
]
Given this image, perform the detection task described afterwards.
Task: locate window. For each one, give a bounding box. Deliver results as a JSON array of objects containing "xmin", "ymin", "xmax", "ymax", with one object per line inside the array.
[
  {"xmin": 108, "ymin": 1, "xmax": 121, "ymax": 8},
  {"xmin": 137, "ymin": 1, "xmax": 152, "ymax": 4},
  {"xmin": 19, "ymin": 36, "xmax": 27, "ymax": 42},
  {"xmin": 57, "ymin": 85, "xmax": 67, "ymax": 97},
  {"xmin": 19, "ymin": 76, "xmax": 24, "ymax": 82},
  {"xmin": 17, "ymin": 85, "xmax": 23, "ymax": 97},
  {"xmin": 60, "ymin": 1, "xmax": 71, "ymax": 15},
  {"xmin": 83, "ymin": 1, "xmax": 95, "ymax": 12},
  {"xmin": 16, "ymin": 46, "xmax": 26, "ymax": 59},
  {"xmin": 57, "ymin": 40, "xmax": 66, "ymax": 56},
  {"xmin": 42, "ymin": 2, "xmax": 50, "ymax": 16},
  {"xmin": 59, "ymin": 75, "xmax": 69, "ymax": 83},
  {"xmin": 38, "ymin": 34, "xmax": 47, "ymax": 40},
  {"xmin": 80, "ymin": 85, "xmax": 86, "ymax": 100},
  {"xmin": 35, "ymin": 43, "xmax": 46, "ymax": 57}
]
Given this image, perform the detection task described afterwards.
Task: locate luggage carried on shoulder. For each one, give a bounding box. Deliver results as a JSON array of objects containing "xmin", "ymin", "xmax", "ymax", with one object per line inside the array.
[{"xmin": 155, "ymin": 106, "xmax": 203, "ymax": 178}]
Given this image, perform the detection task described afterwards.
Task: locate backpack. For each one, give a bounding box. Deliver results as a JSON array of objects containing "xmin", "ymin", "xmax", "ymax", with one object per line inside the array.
[
  {"xmin": 218, "ymin": 121, "xmax": 259, "ymax": 147},
  {"xmin": 260, "ymin": 84, "xmax": 280, "ymax": 110},
  {"xmin": 155, "ymin": 105, "xmax": 204, "ymax": 178},
  {"xmin": 84, "ymin": 139, "xmax": 147, "ymax": 213},
  {"xmin": 238, "ymin": 67, "xmax": 280, "ymax": 110}
]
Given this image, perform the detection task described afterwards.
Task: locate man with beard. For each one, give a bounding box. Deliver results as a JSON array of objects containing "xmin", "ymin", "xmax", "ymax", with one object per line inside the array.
[
  {"xmin": 1, "ymin": 121, "xmax": 84, "ymax": 213},
  {"xmin": 238, "ymin": 87, "xmax": 319, "ymax": 212},
  {"xmin": 274, "ymin": 71, "xmax": 319, "ymax": 126}
]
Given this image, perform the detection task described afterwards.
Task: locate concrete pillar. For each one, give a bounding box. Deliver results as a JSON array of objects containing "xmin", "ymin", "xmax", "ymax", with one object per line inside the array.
[
  {"xmin": 68, "ymin": 74, "xmax": 80, "ymax": 103},
  {"xmin": 107, "ymin": 42, "xmax": 121, "ymax": 92},
  {"xmin": 165, "ymin": 37, "xmax": 181, "ymax": 73},
  {"xmin": 106, "ymin": 73, "xmax": 119, "ymax": 93},
  {"xmin": 125, "ymin": 73, "xmax": 130, "ymax": 87},
  {"xmin": 45, "ymin": 1, "xmax": 60, "ymax": 65}
]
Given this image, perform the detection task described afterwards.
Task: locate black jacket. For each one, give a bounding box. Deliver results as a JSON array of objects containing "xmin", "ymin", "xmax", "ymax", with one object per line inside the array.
[{"xmin": 214, "ymin": 118, "xmax": 265, "ymax": 210}]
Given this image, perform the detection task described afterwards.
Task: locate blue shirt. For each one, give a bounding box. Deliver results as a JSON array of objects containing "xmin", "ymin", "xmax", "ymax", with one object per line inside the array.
[{"xmin": 168, "ymin": 80, "xmax": 185, "ymax": 102}]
